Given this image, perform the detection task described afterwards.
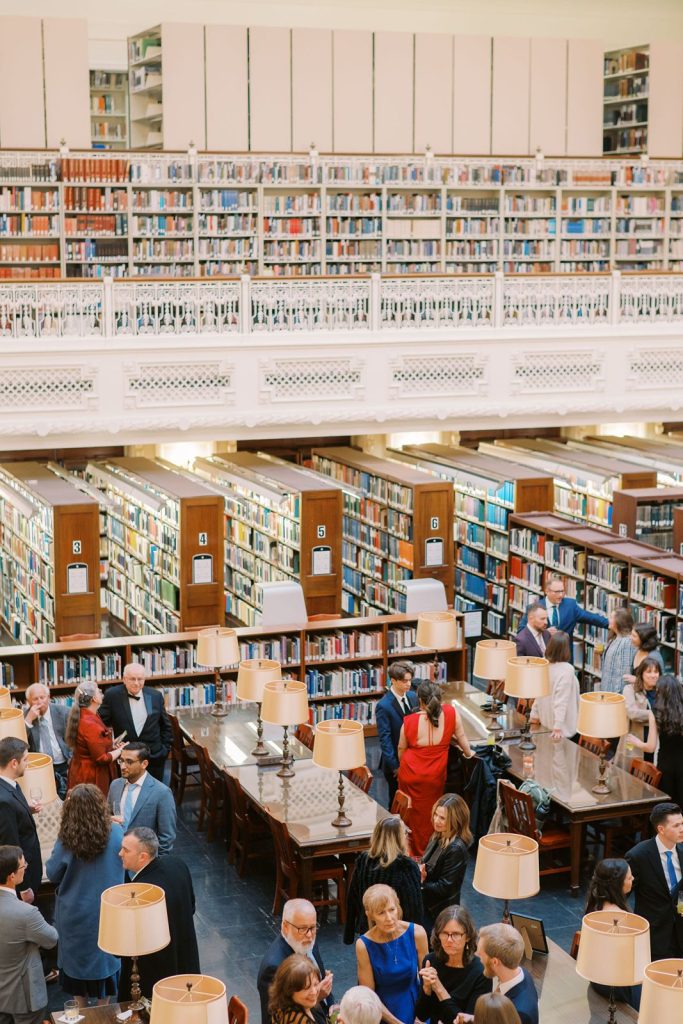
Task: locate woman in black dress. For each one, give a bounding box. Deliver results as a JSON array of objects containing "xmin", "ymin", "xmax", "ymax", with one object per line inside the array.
[
  {"xmin": 627, "ymin": 673, "xmax": 683, "ymax": 805},
  {"xmin": 420, "ymin": 793, "xmax": 472, "ymax": 933},
  {"xmin": 415, "ymin": 906, "xmax": 491, "ymax": 1024}
]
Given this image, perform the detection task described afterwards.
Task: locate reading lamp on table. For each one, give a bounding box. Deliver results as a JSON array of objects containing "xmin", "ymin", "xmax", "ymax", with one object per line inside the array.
[
  {"xmin": 150, "ymin": 974, "xmax": 228, "ymax": 1024},
  {"xmin": 576, "ymin": 691, "xmax": 629, "ymax": 794},
  {"xmin": 260, "ymin": 678, "xmax": 309, "ymax": 778},
  {"xmin": 473, "ymin": 832, "xmax": 539, "ymax": 941},
  {"xmin": 576, "ymin": 910, "xmax": 650, "ymax": 1024},
  {"xmin": 473, "ymin": 639, "xmax": 517, "ymax": 714},
  {"xmin": 504, "ymin": 656, "xmax": 550, "ymax": 751},
  {"xmin": 639, "ymin": 959, "xmax": 683, "ymax": 1024},
  {"xmin": 236, "ymin": 658, "xmax": 282, "ymax": 757},
  {"xmin": 415, "ymin": 611, "xmax": 460, "ymax": 679},
  {"xmin": 313, "ymin": 719, "xmax": 366, "ymax": 828},
  {"xmin": 196, "ymin": 627, "xmax": 240, "ymax": 719}
]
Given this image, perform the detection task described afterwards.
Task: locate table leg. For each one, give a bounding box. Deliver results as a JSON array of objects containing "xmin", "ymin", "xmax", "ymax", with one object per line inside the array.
[
  {"xmin": 298, "ymin": 853, "xmax": 313, "ymax": 901},
  {"xmin": 569, "ymin": 822, "xmax": 583, "ymax": 894}
]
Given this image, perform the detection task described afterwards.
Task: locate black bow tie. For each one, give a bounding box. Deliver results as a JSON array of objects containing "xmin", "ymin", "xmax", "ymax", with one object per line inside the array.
[{"xmin": 129, "ymin": 695, "xmax": 142, "ymax": 701}]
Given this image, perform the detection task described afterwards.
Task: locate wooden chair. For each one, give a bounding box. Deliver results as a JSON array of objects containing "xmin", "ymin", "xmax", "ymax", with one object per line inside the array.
[
  {"xmin": 599, "ymin": 758, "xmax": 663, "ymax": 857},
  {"xmin": 570, "ymin": 930, "xmax": 581, "ymax": 960},
  {"xmin": 223, "ymin": 770, "xmax": 270, "ymax": 876},
  {"xmin": 294, "ymin": 723, "xmax": 314, "ymax": 750},
  {"xmin": 168, "ymin": 713, "xmax": 200, "ymax": 805},
  {"xmin": 189, "ymin": 740, "xmax": 225, "ymax": 844},
  {"xmin": 348, "ymin": 765, "xmax": 373, "ymax": 794},
  {"xmin": 391, "ymin": 789, "xmax": 412, "ymax": 821},
  {"xmin": 515, "ymin": 697, "xmax": 533, "ymax": 717},
  {"xmin": 578, "ymin": 735, "xmax": 610, "ymax": 757},
  {"xmin": 500, "ymin": 784, "xmax": 572, "ymax": 878},
  {"xmin": 228, "ymin": 995, "xmax": 248, "ymax": 1024},
  {"xmin": 267, "ymin": 813, "xmax": 346, "ymax": 922}
]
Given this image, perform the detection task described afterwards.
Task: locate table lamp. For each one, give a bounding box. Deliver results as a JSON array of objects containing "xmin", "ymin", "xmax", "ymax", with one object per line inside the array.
[
  {"xmin": 18, "ymin": 752, "xmax": 58, "ymax": 804},
  {"xmin": 415, "ymin": 610, "xmax": 459, "ymax": 677},
  {"xmin": 504, "ymin": 656, "xmax": 550, "ymax": 750},
  {"xmin": 196, "ymin": 627, "xmax": 240, "ymax": 718},
  {"xmin": 0, "ymin": 686, "xmax": 11, "ymax": 709},
  {"xmin": 472, "ymin": 832, "xmax": 539, "ymax": 926},
  {"xmin": 261, "ymin": 679, "xmax": 309, "ymax": 777},
  {"xmin": 576, "ymin": 691, "xmax": 628, "ymax": 794},
  {"xmin": 236, "ymin": 658, "xmax": 282, "ymax": 757},
  {"xmin": 576, "ymin": 910, "xmax": 650, "ymax": 1024},
  {"xmin": 473, "ymin": 639, "xmax": 517, "ymax": 712},
  {"xmin": 639, "ymin": 960, "xmax": 683, "ymax": 1023},
  {"xmin": 313, "ymin": 719, "xmax": 366, "ymax": 828},
  {"xmin": 0, "ymin": 707, "xmax": 27, "ymax": 742},
  {"xmin": 98, "ymin": 883, "xmax": 171, "ymax": 1016},
  {"xmin": 150, "ymin": 975, "xmax": 228, "ymax": 1024}
]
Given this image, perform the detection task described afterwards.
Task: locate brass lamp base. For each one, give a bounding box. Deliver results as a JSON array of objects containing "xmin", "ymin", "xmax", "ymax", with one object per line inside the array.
[
  {"xmin": 518, "ymin": 707, "xmax": 537, "ymax": 751},
  {"xmin": 210, "ymin": 671, "xmax": 230, "ymax": 717},
  {"xmin": 250, "ymin": 703, "xmax": 269, "ymax": 757},
  {"xmin": 331, "ymin": 770, "xmax": 352, "ymax": 828},
  {"xmin": 129, "ymin": 954, "xmax": 145, "ymax": 1014},
  {"xmin": 591, "ymin": 751, "xmax": 612, "ymax": 795},
  {"xmin": 276, "ymin": 725, "xmax": 296, "ymax": 778}
]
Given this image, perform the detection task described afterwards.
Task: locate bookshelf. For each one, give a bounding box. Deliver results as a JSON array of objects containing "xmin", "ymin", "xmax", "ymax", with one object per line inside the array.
[
  {"xmin": 192, "ymin": 453, "xmax": 343, "ymax": 626},
  {"xmin": 86, "ymin": 457, "xmax": 223, "ymax": 635},
  {"xmin": 311, "ymin": 446, "xmax": 454, "ymax": 616},
  {"xmin": 573, "ymin": 435, "xmax": 683, "ymax": 487},
  {"xmin": 603, "ymin": 46, "xmax": 649, "ymax": 156},
  {"xmin": 128, "ymin": 27, "xmax": 163, "ymax": 150},
  {"xmin": 0, "ymin": 181, "xmax": 61, "ymax": 279},
  {"xmin": 61, "ymin": 155, "xmax": 129, "ymax": 279},
  {"xmin": 0, "ymin": 612, "xmax": 466, "ymax": 734},
  {"xmin": 612, "ymin": 487, "xmax": 683, "ymax": 549},
  {"xmin": 90, "ymin": 71, "xmax": 129, "ymax": 150},
  {"xmin": 326, "ymin": 185, "xmax": 383, "ymax": 275},
  {"xmin": 0, "ymin": 462, "xmax": 100, "ymax": 645},
  {"xmin": 261, "ymin": 182, "xmax": 323, "ymax": 277}
]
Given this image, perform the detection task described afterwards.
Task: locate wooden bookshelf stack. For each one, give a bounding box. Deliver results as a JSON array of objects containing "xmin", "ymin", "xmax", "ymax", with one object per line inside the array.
[
  {"xmin": 0, "ymin": 155, "xmax": 61, "ymax": 279},
  {"xmin": 612, "ymin": 487, "xmax": 683, "ymax": 549},
  {"xmin": 603, "ymin": 45, "xmax": 649, "ymax": 156},
  {"xmin": 0, "ymin": 463, "xmax": 100, "ymax": 645},
  {"xmin": 90, "ymin": 70, "xmax": 129, "ymax": 150},
  {"xmin": 128, "ymin": 27, "xmax": 163, "ymax": 150}
]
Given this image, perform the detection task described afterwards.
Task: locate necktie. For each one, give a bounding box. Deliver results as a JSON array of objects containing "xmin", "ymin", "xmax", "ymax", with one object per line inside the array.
[
  {"xmin": 536, "ymin": 631, "xmax": 546, "ymax": 655},
  {"xmin": 122, "ymin": 782, "xmax": 136, "ymax": 828},
  {"xmin": 401, "ymin": 697, "xmax": 410, "ymax": 716},
  {"xmin": 666, "ymin": 850, "xmax": 679, "ymax": 893},
  {"xmin": 33, "ymin": 716, "xmax": 44, "ymax": 753},
  {"xmin": 130, "ymin": 695, "xmax": 141, "ymax": 701},
  {"xmin": 551, "ymin": 606, "xmax": 559, "ymax": 628}
]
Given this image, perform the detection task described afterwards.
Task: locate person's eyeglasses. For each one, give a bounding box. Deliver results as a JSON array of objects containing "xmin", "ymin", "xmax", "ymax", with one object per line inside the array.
[
  {"xmin": 439, "ymin": 930, "xmax": 467, "ymax": 941},
  {"xmin": 120, "ymin": 758, "xmax": 140, "ymax": 765},
  {"xmin": 286, "ymin": 922, "xmax": 318, "ymax": 937}
]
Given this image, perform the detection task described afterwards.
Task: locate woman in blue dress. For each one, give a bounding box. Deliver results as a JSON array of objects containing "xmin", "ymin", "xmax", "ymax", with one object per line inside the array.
[{"xmin": 356, "ymin": 884, "xmax": 428, "ymax": 1024}]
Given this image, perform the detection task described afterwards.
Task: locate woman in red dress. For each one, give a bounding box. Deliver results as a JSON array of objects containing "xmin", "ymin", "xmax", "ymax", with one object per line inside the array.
[
  {"xmin": 397, "ymin": 681, "xmax": 473, "ymax": 857},
  {"xmin": 66, "ymin": 681, "xmax": 123, "ymax": 796}
]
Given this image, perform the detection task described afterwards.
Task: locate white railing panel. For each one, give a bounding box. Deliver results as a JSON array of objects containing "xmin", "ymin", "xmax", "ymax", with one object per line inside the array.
[
  {"xmin": 112, "ymin": 281, "xmax": 241, "ymax": 336},
  {"xmin": 620, "ymin": 275, "xmax": 683, "ymax": 323},
  {"xmin": 0, "ymin": 283, "xmax": 104, "ymax": 338},
  {"xmin": 502, "ymin": 275, "xmax": 611, "ymax": 326},
  {"xmin": 250, "ymin": 279, "xmax": 371, "ymax": 332},
  {"xmin": 379, "ymin": 276, "xmax": 495, "ymax": 329}
]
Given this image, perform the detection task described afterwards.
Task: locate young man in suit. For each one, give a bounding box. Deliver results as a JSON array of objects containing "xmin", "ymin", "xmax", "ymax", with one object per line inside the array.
[
  {"xmin": 518, "ymin": 574, "xmax": 609, "ymax": 653},
  {"xmin": 0, "ymin": 738, "xmax": 43, "ymax": 903},
  {"xmin": 107, "ymin": 742, "xmax": 176, "ymax": 854},
  {"xmin": 23, "ymin": 682, "xmax": 71, "ymax": 799},
  {"xmin": 99, "ymin": 662, "xmax": 172, "ymax": 781},
  {"xmin": 515, "ymin": 602, "xmax": 550, "ymax": 659},
  {"xmin": 0, "ymin": 845, "xmax": 58, "ymax": 1024},
  {"xmin": 626, "ymin": 801, "xmax": 683, "ymax": 961},
  {"xmin": 257, "ymin": 898, "xmax": 333, "ymax": 1024},
  {"xmin": 375, "ymin": 661, "xmax": 417, "ymax": 806},
  {"xmin": 456, "ymin": 923, "xmax": 538, "ymax": 1024}
]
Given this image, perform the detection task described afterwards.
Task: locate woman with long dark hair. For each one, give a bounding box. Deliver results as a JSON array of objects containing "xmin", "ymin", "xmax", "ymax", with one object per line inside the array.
[
  {"xmin": 268, "ymin": 955, "xmax": 327, "ymax": 1024},
  {"xmin": 618, "ymin": 657, "xmax": 661, "ymax": 765},
  {"xmin": 420, "ymin": 794, "xmax": 472, "ymax": 931},
  {"xmin": 415, "ymin": 905, "xmax": 490, "ymax": 1024},
  {"xmin": 585, "ymin": 858, "xmax": 632, "ymax": 914},
  {"xmin": 627, "ymin": 674, "xmax": 683, "ymax": 805},
  {"xmin": 66, "ymin": 681, "xmax": 123, "ymax": 795},
  {"xmin": 624, "ymin": 622, "xmax": 665, "ymax": 683},
  {"xmin": 46, "ymin": 783, "xmax": 124, "ymax": 1005}
]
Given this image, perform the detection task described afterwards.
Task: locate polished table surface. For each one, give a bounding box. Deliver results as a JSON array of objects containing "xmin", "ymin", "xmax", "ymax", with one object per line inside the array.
[
  {"xmin": 444, "ymin": 681, "xmax": 547, "ymax": 742},
  {"xmin": 533, "ymin": 938, "xmax": 638, "ymax": 1023},
  {"xmin": 175, "ymin": 704, "xmax": 312, "ymax": 767},
  {"xmin": 50, "ymin": 1004, "xmax": 139, "ymax": 1024}
]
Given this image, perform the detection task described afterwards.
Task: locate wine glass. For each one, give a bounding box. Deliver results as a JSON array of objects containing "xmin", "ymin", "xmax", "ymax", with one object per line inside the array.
[{"xmin": 29, "ymin": 786, "xmax": 43, "ymax": 804}]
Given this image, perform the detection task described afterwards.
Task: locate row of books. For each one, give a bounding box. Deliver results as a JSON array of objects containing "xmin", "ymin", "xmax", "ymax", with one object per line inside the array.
[
  {"xmin": 64, "ymin": 187, "xmax": 128, "ymax": 212},
  {"xmin": 304, "ymin": 665, "xmax": 384, "ymax": 697}
]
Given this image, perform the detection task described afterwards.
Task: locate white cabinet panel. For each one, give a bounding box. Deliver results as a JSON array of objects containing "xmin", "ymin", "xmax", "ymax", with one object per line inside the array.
[
  {"xmin": 453, "ymin": 35, "xmax": 492, "ymax": 154},
  {"xmin": 206, "ymin": 25, "xmax": 248, "ymax": 151},
  {"xmin": 250, "ymin": 26, "xmax": 291, "ymax": 152},
  {"xmin": 374, "ymin": 31, "xmax": 413, "ymax": 153},
  {"xmin": 415, "ymin": 33, "xmax": 453, "ymax": 153},
  {"xmin": 492, "ymin": 36, "xmax": 530, "ymax": 155},
  {"xmin": 292, "ymin": 28, "xmax": 332, "ymax": 152}
]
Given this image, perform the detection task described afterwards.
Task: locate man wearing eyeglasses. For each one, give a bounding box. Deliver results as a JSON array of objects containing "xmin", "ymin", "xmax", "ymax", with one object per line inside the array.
[
  {"xmin": 517, "ymin": 573, "xmax": 608, "ymax": 655},
  {"xmin": 257, "ymin": 898, "xmax": 334, "ymax": 1024},
  {"xmin": 107, "ymin": 742, "xmax": 176, "ymax": 854}
]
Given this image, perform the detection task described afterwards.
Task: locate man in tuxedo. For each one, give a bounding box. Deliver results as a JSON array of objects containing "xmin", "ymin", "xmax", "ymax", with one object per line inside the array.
[
  {"xmin": 107, "ymin": 742, "xmax": 176, "ymax": 854},
  {"xmin": 375, "ymin": 662, "xmax": 417, "ymax": 805},
  {"xmin": 23, "ymin": 683, "xmax": 70, "ymax": 799},
  {"xmin": 257, "ymin": 898, "xmax": 333, "ymax": 1024},
  {"xmin": 518, "ymin": 574, "xmax": 608, "ymax": 651},
  {"xmin": 626, "ymin": 802, "xmax": 683, "ymax": 960},
  {"xmin": 118, "ymin": 827, "xmax": 199, "ymax": 1000},
  {"xmin": 99, "ymin": 662, "xmax": 172, "ymax": 781},
  {"xmin": 456, "ymin": 923, "xmax": 538, "ymax": 1024},
  {"xmin": 0, "ymin": 738, "xmax": 42, "ymax": 902},
  {"xmin": 515, "ymin": 602, "xmax": 550, "ymax": 659}
]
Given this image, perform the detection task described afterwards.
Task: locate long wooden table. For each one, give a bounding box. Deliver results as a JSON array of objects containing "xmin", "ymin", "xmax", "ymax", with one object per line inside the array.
[
  {"xmin": 503, "ymin": 732, "xmax": 668, "ymax": 892},
  {"xmin": 175, "ymin": 704, "xmax": 312, "ymax": 767},
  {"xmin": 532, "ymin": 938, "xmax": 638, "ymax": 1023}
]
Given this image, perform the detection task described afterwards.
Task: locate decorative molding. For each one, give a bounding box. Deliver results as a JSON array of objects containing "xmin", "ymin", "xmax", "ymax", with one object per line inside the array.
[
  {"xmin": 124, "ymin": 361, "xmax": 234, "ymax": 408},
  {"xmin": 511, "ymin": 351, "xmax": 604, "ymax": 394},
  {"xmin": 628, "ymin": 349, "xmax": 683, "ymax": 389},
  {"xmin": 259, "ymin": 356, "xmax": 364, "ymax": 403},
  {"xmin": 390, "ymin": 353, "xmax": 488, "ymax": 397}
]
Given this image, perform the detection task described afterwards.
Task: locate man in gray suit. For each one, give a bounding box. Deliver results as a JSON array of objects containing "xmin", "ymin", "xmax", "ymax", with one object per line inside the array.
[
  {"xmin": 23, "ymin": 684, "xmax": 70, "ymax": 799},
  {"xmin": 0, "ymin": 845, "xmax": 58, "ymax": 1024},
  {"xmin": 107, "ymin": 742, "xmax": 176, "ymax": 854}
]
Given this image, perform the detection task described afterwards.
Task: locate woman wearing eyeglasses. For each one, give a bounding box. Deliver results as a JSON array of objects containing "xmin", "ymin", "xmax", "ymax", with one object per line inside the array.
[{"xmin": 415, "ymin": 906, "xmax": 490, "ymax": 1024}]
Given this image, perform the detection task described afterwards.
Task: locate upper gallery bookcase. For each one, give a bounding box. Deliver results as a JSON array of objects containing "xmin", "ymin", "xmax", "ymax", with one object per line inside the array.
[
  {"xmin": 603, "ymin": 46, "xmax": 649, "ymax": 157},
  {"xmin": 128, "ymin": 28, "xmax": 163, "ymax": 150},
  {"xmin": 90, "ymin": 70, "xmax": 129, "ymax": 151}
]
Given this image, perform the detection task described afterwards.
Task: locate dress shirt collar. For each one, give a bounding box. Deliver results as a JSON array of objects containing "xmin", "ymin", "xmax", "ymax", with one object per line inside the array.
[
  {"xmin": 498, "ymin": 968, "xmax": 525, "ymax": 996},
  {"xmin": 0, "ymin": 774, "xmax": 17, "ymax": 788}
]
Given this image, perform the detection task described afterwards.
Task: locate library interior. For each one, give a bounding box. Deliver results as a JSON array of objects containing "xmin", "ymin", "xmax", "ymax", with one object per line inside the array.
[{"xmin": 2, "ymin": 1, "xmax": 683, "ymax": 1023}]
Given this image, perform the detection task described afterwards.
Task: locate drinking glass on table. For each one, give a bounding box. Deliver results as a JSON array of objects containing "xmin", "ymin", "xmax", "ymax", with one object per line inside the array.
[
  {"xmin": 29, "ymin": 786, "xmax": 43, "ymax": 804},
  {"xmin": 64, "ymin": 999, "xmax": 79, "ymax": 1022}
]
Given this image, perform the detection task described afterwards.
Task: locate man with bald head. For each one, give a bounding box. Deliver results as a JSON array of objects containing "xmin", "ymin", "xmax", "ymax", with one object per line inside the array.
[
  {"xmin": 23, "ymin": 683, "xmax": 70, "ymax": 798},
  {"xmin": 257, "ymin": 898, "xmax": 334, "ymax": 1024}
]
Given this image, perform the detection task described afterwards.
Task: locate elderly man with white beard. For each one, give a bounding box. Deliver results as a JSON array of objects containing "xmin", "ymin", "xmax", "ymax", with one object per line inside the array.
[{"xmin": 257, "ymin": 899, "xmax": 334, "ymax": 1024}]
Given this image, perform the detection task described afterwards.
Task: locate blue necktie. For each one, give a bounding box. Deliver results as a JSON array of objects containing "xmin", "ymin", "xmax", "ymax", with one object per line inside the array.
[
  {"xmin": 122, "ymin": 782, "xmax": 135, "ymax": 829},
  {"xmin": 551, "ymin": 605, "xmax": 559, "ymax": 628},
  {"xmin": 665, "ymin": 850, "xmax": 679, "ymax": 893}
]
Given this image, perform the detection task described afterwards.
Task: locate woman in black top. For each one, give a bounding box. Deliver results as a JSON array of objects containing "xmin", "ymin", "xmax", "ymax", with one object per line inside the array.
[
  {"xmin": 628, "ymin": 674, "xmax": 683, "ymax": 807},
  {"xmin": 344, "ymin": 815, "xmax": 423, "ymax": 944},
  {"xmin": 420, "ymin": 793, "xmax": 471, "ymax": 933},
  {"xmin": 269, "ymin": 954, "xmax": 328, "ymax": 1024},
  {"xmin": 415, "ymin": 906, "xmax": 491, "ymax": 1024}
]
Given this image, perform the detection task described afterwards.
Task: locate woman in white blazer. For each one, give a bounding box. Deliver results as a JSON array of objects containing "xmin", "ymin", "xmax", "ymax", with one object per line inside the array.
[{"xmin": 530, "ymin": 631, "xmax": 579, "ymax": 740}]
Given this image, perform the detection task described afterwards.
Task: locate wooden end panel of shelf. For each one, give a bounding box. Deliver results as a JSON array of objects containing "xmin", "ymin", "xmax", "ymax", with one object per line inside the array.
[
  {"xmin": 621, "ymin": 470, "xmax": 658, "ymax": 489},
  {"xmin": 54, "ymin": 503, "xmax": 100, "ymax": 639},
  {"xmin": 413, "ymin": 482, "xmax": 454, "ymax": 602},
  {"xmin": 674, "ymin": 507, "xmax": 683, "ymax": 554},
  {"xmin": 300, "ymin": 489, "xmax": 343, "ymax": 614},
  {"xmin": 515, "ymin": 478, "xmax": 555, "ymax": 514},
  {"xmin": 611, "ymin": 489, "xmax": 638, "ymax": 540},
  {"xmin": 179, "ymin": 495, "xmax": 224, "ymax": 629}
]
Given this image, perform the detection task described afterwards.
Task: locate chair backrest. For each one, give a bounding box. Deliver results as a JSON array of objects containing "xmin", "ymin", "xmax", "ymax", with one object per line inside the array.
[
  {"xmin": 404, "ymin": 579, "xmax": 448, "ymax": 614},
  {"xmin": 348, "ymin": 765, "xmax": 373, "ymax": 794},
  {"xmin": 570, "ymin": 930, "xmax": 581, "ymax": 960},
  {"xmin": 169, "ymin": 713, "xmax": 185, "ymax": 755},
  {"xmin": 228, "ymin": 994, "xmax": 249, "ymax": 1024},
  {"xmin": 190, "ymin": 741, "xmax": 216, "ymax": 793},
  {"xmin": 294, "ymin": 723, "xmax": 314, "ymax": 750},
  {"xmin": 578, "ymin": 735, "xmax": 609, "ymax": 757},
  {"xmin": 259, "ymin": 582, "xmax": 307, "ymax": 627},
  {"xmin": 267, "ymin": 813, "xmax": 297, "ymax": 888},
  {"xmin": 224, "ymin": 771, "xmax": 249, "ymax": 827},
  {"xmin": 499, "ymin": 784, "xmax": 540, "ymax": 841},
  {"xmin": 630, "ymin": 757, "xmax": 663, "ymax": 788},
  {"xmin": 391, "ymin": 789, "xmax": 412, "ymax": 820}
]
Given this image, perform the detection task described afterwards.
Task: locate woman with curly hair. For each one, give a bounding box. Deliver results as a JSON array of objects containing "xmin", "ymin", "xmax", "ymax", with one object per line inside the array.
[
  {"xmin": 46, "ymin": 783, "xmax": 124, "ymax": 1005},
  {"xmin": 66, "ymin": 681, "xmax": 124, "ymax": 795},
  {"xmin": 626, "ymin": 674, "xmax": 683, "ymax": 805},
  {"xmin": 415, "ymin": 906, "xmax": 490, "ymax": 1024}
]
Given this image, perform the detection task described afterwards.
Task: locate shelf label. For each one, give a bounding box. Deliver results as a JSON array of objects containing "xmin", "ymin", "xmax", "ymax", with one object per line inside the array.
[
  {"xmin": 67, "ymin": 562, "xmax": 88, "ymax": 595},
  {"xmin": 192, "ymin": 553, "xmax": 213, "ymax": 584},
  {"xmin": 312, "ymin": 545, "xmax": 332, "ymax": 575},
  {"xmin": 72, "ymin": 540, "xmax": 82, "ymax": 554},
  {"xmin": 430, "ymin": 517, "xmax": 439, "ymax": 531},
  {"xmin": 198, "ymin": 531, "xmax": 208, "ymax": 546},
  {"xmin": 316, "ymin": 525, "xmax": 326, "ymax": 539},
  {"xmin": 618, "ymin": 524, "xmax": 628, "ymax": 537}
]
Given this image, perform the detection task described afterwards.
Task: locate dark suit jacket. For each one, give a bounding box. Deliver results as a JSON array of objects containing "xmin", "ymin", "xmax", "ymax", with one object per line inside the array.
[
  {"xmin": 421, "ymin": 835, "xmax": 469, "ymax": 921},
  {"xmin": 118, "ymin": 855, "xmax": 199, "ymax": 1000},
  {"xmin": 375, "ymin": 689, "xmax": 418, "ymax": 778},
  {"xmin": 0, "ymin": 776, "xmax": 42, "ymax": 895},
  {"xmin": 24, "ymin": 702, "xmax": 71, "ymax": 762},
  {"xmin": 626, "ymin": 837, "xmax": 683, "ymax": 960},
  {"xmin": 507, "ymin": 968, "xmax": 539, "ymax": 1024},
  {"xmin": 99, "ymin": 684, "xmax": 172, "ymax": 761},
  {"xmin": 107, "ymin": 772, "xmax": 177, "ymax": 854},
  {"xmin": 257, "ymin": 934, "xmax": 328, "ymax": 1024},
  {"xmin": 518, "ymin": 598, "xmax": 608, "ymax": 643},
  {"xmin": 515, "ymin": 626, "xmax": 551, "ymax": 659}
]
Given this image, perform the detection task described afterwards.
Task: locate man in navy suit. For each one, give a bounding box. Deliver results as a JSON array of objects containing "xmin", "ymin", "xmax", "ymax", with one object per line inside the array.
[
  {"xmin": 375, "ymin": 662, "xmax": 417, "ymax": 806},
  {"xmin": 257, "ymin": 898, "xmax": 333, "ymax": 1024},
  {"xmin": 0, "ymin": 738, "xmax": 43, "ymax": 902},
  {"xmin": 626, "ymin": 802, "xmax": 683, "ymax": 960},
  {"xmin": 519, "ymin": 574, "xmax": 609, "ymax": 649},
  {"xmin": 99, "ymin": 663, "xmax": 172, "ymax": 781},
  {"xmin": 456, "ymin": 923, "xmax": 538, "ymax": 1024},
  {"xmin": 515, "ymin": 602, "xmax": 551, "ymax": 659}
]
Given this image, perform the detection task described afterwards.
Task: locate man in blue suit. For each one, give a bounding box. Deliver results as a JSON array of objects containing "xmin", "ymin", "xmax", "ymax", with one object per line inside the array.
[
  {"xmin": 455, "ymin": 923, "xmax": 538, "ymax": 1024},
  {"xmin": 518, "ymin": 574, "xmax": 608, "ymax": 652},
  {"xmin": 375, "ymin": 662, "xmax": 417, "ymax": 806},
  {"xmin": 107, "ymin": 742, "xmax": 176, "ymax": 854}
]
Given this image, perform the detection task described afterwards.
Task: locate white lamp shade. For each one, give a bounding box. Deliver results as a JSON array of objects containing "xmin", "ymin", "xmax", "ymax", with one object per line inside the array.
[
  {"xmin": 0, "ymin": 707, "xmax": 27, "ymax": 742},
  {"xmin": 260, "ymin": 679, "xmax": 309, "ymax": 727},
  {"xmin": 150, "ymin": 975, "xmax": 228, "ymax": 1024},
  {"xmin": 504, "ymin": 657, "xmax": 550, "ymax": 700},
  {"xmin": 415, "ymin": 611, "xmax": 459, "ymax": 651},
  {"xmin": 473, "ymin": 640, "xmax": 516, "ymax": 680},
  {"xmin": 472, "ymin": 832, "xmax": 540, "ymax": 900},
  {"xmin": 18, "ymin": 752, "xmax": 58, "ymax": 804},
  {"xmin": 98, "ymin": 883, "xmax": 171, "ymax": 957},
  {"xmin": 576, "ymin": 911, "xmax": 651, "ymax": 987},
  {"xmin": 639, "ymin": 960, "xmax": 683, "ymax": 1022},
  {"xmin": 313, "ymin": 719, "xmax": 366, "ymax": 771},
  {"xmin": 577, "ymin": 691, "xmax": 629, "ymax": 739},
  {"xmin": 236, "ymin": 659, "xmax": 282, "ymax": 702},
  {"xmin": 196, "ymin": 628, "xmax": 240, "ymax": 668},
  {"xmin": 0, "ymin": 686, "xmax": 11, "ymax": 709}
]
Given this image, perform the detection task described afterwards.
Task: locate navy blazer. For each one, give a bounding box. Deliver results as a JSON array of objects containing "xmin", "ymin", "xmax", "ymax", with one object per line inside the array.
[
  {"xmin": 375, "ymin": 688, "xmax": 418, "ymax": 777},
  {"xmin": 506, "ymin": 968, "xmax": 539, "ymax": 1024},
  {"xmin": 519, "ymin": 597, "xmax": 608, "ymax": 642},
  {"xmin": 257, "ymin": 933, "xmax": 329, "ymax": 1024},
  {"xmin": 99, "ymin": 684, "xmax": 172, "ymax": 761},
  {"xmin": 626, "ymin": 837, "xmax": 683, "ymax": 960},
  {"xmin": 515, "ymin": 626, "xmax": 550, "ymax": 659},
  {"xmin": 0, "ymin": 776, "xmax": 42, "ymax": 895}
]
